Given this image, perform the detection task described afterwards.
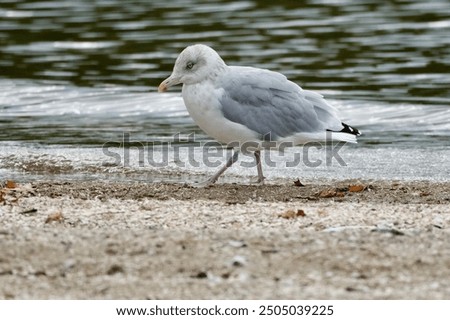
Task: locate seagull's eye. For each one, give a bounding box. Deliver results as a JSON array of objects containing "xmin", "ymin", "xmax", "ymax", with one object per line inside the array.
[{"xmin": 186, "ymin": 62, "xmax": 195, "ymax": 70}]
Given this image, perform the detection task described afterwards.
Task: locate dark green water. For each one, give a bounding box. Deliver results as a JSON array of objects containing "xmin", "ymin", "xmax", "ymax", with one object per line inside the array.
[{"xmin": 1, "ymin": 0, "xmax": 450, "ymax": 99}]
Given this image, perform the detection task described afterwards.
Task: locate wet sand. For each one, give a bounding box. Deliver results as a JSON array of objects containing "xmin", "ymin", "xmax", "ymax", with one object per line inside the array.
[{"xmin": 1, "ymin": 179, "xmax": 449, "ymax": 299}]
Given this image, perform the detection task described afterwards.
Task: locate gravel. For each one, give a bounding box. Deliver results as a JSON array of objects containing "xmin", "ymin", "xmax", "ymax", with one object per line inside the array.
[{"xmin": 0, "ymin": 180, "xmax": 449, "ymax": 299}]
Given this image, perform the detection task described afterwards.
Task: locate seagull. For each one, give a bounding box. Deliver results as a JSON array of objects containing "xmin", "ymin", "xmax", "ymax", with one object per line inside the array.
[{"xmin": 158, "ymin": 44, "xmax": 360, "ymax": 185}]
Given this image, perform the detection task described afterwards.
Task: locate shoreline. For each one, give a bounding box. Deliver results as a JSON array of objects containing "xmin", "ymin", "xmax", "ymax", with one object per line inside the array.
[{"xmin": 1, "ymin": 179, "xmax": 449, "ymax": 299}]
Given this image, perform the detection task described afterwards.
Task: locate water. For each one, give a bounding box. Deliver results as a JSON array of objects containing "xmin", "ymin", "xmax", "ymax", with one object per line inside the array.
[{"xmin": 1, "ymin": 0, "xmax": 450, "ymax": 182}]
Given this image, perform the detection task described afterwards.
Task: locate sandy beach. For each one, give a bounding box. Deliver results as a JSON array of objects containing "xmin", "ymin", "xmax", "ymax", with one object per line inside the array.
[{"xmin": 1, "ymin": 179, "xmax": 449, "ymax": 299}]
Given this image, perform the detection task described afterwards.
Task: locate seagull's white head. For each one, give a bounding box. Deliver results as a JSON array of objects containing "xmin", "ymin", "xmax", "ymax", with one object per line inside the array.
[{"xmin": 158, "ymin": 44, "xmax": 227, "ymax": 92}]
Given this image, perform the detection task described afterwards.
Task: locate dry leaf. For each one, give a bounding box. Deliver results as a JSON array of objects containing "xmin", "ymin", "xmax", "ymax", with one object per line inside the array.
[
  {"xmin": 318, "ymin": 188, "xmax": 337, "ymax": 198},
  {"xmin": 45, "ymin": 212, "xmax": 64, "ymax": 224},
  {"xmin": 6, "ymin": 180, "xmax": 17, "ymax": 189},
  {"xmin": 349, "ymin": 185, "xmax": 365, "ymax": 192},
  {"xmin": 296, "ymin": 209, "xmax": 306, "ymax": 217},
  {"xmin": 279, "ymin": 209, "xmax": 306, "ymax": 219},
  {"xmin": 317, "ymin": 188, "xmax": 346, "ymax": 198}
]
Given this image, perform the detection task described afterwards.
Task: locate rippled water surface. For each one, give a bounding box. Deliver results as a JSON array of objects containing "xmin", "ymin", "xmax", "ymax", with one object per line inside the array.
[{"xmin": 1, "ymin": 0, "xmax": 450, "ymax": 181}]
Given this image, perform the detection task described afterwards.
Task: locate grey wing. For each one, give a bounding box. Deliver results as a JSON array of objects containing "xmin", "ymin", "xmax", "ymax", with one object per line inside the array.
[{"xmin": 218, "ymin": 67, "xmax": 342, "ymax": 140}]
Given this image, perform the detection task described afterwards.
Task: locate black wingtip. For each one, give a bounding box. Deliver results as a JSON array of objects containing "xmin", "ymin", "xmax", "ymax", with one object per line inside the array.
[{"xmin": 340, "ymin": 122, "xmax": 361, "ymax": 136}]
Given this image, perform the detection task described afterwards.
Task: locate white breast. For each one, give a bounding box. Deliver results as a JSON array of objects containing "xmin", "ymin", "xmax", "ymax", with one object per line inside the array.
[{"xmin": 182, "ymin": 81, "xmax": 260, "ymax": 146}]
